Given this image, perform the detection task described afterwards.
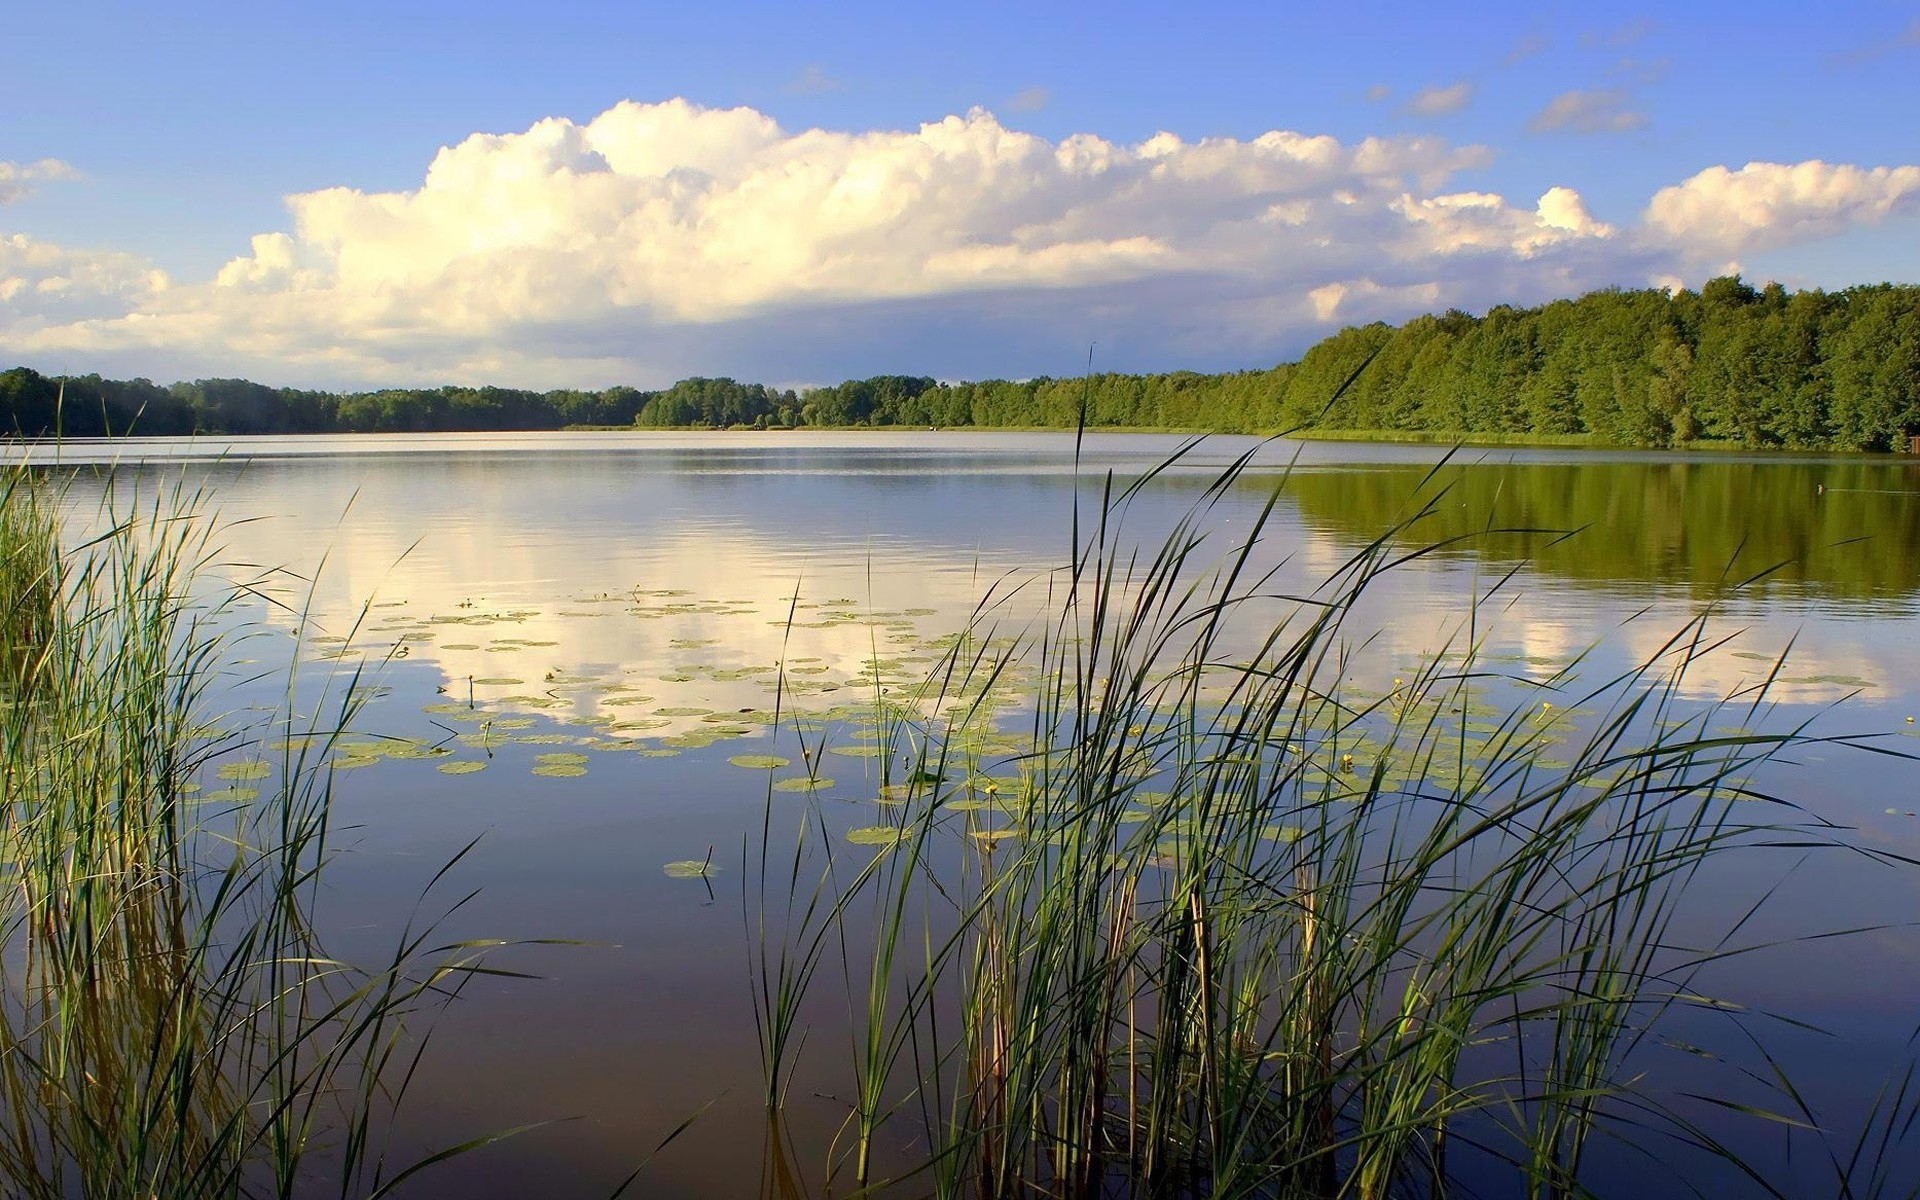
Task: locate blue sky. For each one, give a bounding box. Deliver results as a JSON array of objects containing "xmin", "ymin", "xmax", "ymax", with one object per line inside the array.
[{"xmin": 3, "ymin": 1, "xmax": 1917, "ymax": 388}]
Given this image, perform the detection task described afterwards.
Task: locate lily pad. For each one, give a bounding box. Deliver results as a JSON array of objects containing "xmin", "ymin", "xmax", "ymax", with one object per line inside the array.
[
  {"xmin": 773, "ymin": 776, "xmax": 833, "ymax": 792},
  {"xmin": 217, "ymin": 760, "xmax": 272, "ymax": 782},
  {"xmin": 846, "ymin": 826, "xmax": 906, "ymax": 846},
  {"xmin": 729, "ymin": 754, "xmax": 792, "ymax": 770},
  {"xmin": 532, "ymin": 763, "xmax": 588, "ymax": 778},
  {"xmin": 663, "ymin": 859, "xmax": 718, "ymax": 878},
  {"xmin": 437, "ymin": 760, "xmax": 489, "ymax": 775}
]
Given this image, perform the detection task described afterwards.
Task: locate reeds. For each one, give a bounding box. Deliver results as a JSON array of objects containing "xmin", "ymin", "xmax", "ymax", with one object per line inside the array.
[
  {"xmin": 752, "ymin": 445, "xmax": 1913, "ymax": 1198},
  {"xmin": 0, "ymin": 465, "xmax": 498, "ymax": 1198}
]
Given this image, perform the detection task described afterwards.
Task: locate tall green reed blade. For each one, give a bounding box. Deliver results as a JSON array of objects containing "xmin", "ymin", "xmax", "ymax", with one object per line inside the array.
[
  {"xmin": 752, "ymin": 438, "xmax": 1919, "ymax": 1199},
  {"xmin": 0, "ymin": 461, "xmax": 518, "ymax": 1199}
]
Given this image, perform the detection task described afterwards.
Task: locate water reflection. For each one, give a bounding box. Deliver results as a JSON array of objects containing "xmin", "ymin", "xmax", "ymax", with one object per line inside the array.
[
  {"xmin": 1280, "ymin": 457, "xmax": 1920, "ymax": 605},
  {"xmin": 18, "ymin": 432, "xmax": 1920, "ymax": 1197},
  {"xmin": 37, "ymin": 435, "xmax": 1920, "ymax": 714}
]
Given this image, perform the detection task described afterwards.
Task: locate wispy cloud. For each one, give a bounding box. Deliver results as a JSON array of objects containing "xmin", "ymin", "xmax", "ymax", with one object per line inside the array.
[
  {"xmin": 1364, "ymin": 84, "xmax": 1392, "ymax": 103},
  {"xmin": 784, "ymin": 63, "xmax": 843, "ymax": 96},
  {"xmin": 1610, "ymin": 56, "xmax": 1670, "ymax": 85},
  {"xmin": 1581, "ymin": 18, "xmax": 1657, "ymax": 49},
  {"xmin": 1527, "ymin": 88, "xmax": 1649, "ymax": 134},
  {"xmin": 1400, "ymin": 82, "xmax": 1473, "ymax": 117},
  {"xmin": 1505, "ymin": 32, "xmax": 1550, "ymax": 64},
  {"xmin": 1008, "ymin": 86, "xmax": 1050, "ymax": 114},
  {"xmin": 2, "ymin": 100, "xmax": 1912, "ymax": 387},
  {"xmin": 1828, "ymin": 17, "xmax": 1920, "ymax": 67},
  {"xmin": 0, "ymin": 158, "xmax": 80, "ymax": 205}
]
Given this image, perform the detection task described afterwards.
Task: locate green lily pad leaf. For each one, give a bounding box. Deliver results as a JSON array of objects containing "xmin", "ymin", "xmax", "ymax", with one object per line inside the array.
[
  {"xmin": 729, "ymin": 754, "xmax": 792, "ymax": 770},
  {"xmin": 662, "ymin": 732, "xmax": 722, "ymax": 748},
  {"xmin": 535, "ymin": 752, "xmax": 591, "ymax": 765},
  {"xmin": 969, "ymin": 829, "xmax": 1018, "ymax": 843},
  {"xmin": 846, "ymin": 826, "xmax": 905, "ymax": 846},
  {"xmin": 437, "ymin": 760, "xmax": 489, "ymax": 775},
  {"xmin": 330, "ymin": 755, "xmax": 381, "ymax": 770},
  {"xmin": 197, "ymin": 786, "xmax": 259, "ymax": 804},
  {"xmin": 532, "ymin": 763, "xmax": 588, "ymax": 777},
  {"xmin": 1261, "ymin": 824, "xmax": 1305, "ymax": 844},
  {"xmin": 663, "ymin": 859, "xmax": 718, "ymax": 878},
  {"xmin": 773, "ymin": 776, "xmax": 833, "ymax": 792},
  {"xmin": 217, "ymin": 760, "xmax": 272, "ymax": 781},
  {"xmin": 829, "ymin": 745, "xmax": 883, "ymax": 758}
]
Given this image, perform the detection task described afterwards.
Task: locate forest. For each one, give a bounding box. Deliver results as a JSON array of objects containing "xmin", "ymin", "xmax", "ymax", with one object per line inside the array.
[{"xmin": 5, "ymin": 276, "xmax": 1918, "ymax": 450}]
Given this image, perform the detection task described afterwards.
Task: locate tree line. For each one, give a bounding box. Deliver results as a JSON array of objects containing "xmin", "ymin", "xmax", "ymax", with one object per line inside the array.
[{"xmin": 6, "ymin": 276, "xmax": 1918, "ymax": 450}]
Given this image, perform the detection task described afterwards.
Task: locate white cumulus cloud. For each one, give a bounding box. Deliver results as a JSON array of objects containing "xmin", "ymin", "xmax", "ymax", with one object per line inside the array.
[
  {"xmin": 0, "ymin": 100, "xmax": 1914, "ymax": 387},
  {"xmin": 1643, "ymin": 160, "xmax": 1920, "ymax": 258},
  {"xmin": 0, "ymin": 233, "xmax": 169, "ymax": 334}
]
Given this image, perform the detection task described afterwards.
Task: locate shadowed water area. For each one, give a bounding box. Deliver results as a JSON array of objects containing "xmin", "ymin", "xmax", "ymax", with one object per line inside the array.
[{"xmin": 17, "ymin": 431, "xmax": 1920, "ymax": 1198}]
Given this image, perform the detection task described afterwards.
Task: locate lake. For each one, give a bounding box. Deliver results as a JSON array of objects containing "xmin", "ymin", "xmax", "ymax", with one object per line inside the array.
[{"xmin": 22, "ymin": 431, "xmax": 1920, "ymax": 1198}]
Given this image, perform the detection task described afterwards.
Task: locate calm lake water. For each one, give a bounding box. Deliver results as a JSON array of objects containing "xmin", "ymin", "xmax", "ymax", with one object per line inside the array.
[{"xmin": 21, "ymin": 431, "xmax": 1920, "ymax": 1197}]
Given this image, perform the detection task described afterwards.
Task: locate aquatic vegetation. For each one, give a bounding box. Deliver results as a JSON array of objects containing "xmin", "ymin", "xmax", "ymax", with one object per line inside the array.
[
  {"xmin": 0, "ymin": 467, "xmax": 507, "ymax": 1198},
  {"xmin": 772, "ymin": 776, "xmax": 833, "ymax": 793},
  {"xmin": 748, "ymin": 444, "xmax": 1920, "ymax": 1198},
  {"xmin": 729, "ymin": 754, "xmax": 792, "ymax": 769}
]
